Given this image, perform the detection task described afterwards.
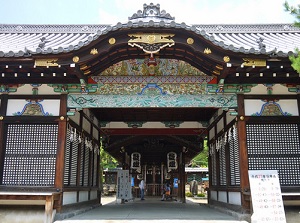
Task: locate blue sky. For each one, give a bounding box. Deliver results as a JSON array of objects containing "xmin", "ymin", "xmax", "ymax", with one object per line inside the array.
[{"xmin": 0, "ymin": 0, "xmax": 298, "ymax": 25}]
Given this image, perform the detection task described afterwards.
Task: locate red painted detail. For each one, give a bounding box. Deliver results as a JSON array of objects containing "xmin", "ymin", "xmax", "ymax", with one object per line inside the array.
[{"xmin": 208, "ymin": 77, "xmax": 217, "ymax": 84}]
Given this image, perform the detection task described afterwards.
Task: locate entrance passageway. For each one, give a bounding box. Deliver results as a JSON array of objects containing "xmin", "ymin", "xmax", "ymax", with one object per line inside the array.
[{"xmin": 54, "ymin": 196, "xmax": 248, "ymax": 223}]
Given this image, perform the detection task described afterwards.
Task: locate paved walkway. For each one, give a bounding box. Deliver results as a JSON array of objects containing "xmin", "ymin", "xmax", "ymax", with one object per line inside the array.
[{"xmin": 54, "ymin": 196, "xmax": 249, "ymax": 223}]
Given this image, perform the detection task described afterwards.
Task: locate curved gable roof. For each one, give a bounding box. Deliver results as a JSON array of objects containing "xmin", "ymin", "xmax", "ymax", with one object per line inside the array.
[{"xmin": 0, "ymin": 3, "xmax": 299, "ymax": 58}]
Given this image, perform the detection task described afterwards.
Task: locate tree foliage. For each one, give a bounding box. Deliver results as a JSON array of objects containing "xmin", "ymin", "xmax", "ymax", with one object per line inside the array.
[
  {"xmin": 284, "ymin": 1, "xmax": 300, "ymax": 27},
  {"xmin": 190, "ymin": 139, "xmax": 208, "ymax": 167},
  {"xmin": 284, "ymin": 1, "xmax": 300, "ymax": 74}
]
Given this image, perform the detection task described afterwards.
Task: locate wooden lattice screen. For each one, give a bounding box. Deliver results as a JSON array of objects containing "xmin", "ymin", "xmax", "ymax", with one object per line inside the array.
[
  {"xmin": 229, "ymin": 129, "xmax": 240, "ymax": 186},
  {"xmin": 211, "ymin": 150, "xmax": 217, "ymax": 186},
  {"xmin": 247, "ymin": 124, "xmax": 300, "ymax": 186},
  {"xmin": 219, "ymin": 145, "xmax": 227, "ymax": 186},
  {"xmin": 2, "ymin": 124, "xmax": 57, "ymax": 186},
  {"xmin": 64, "ymin": 129, "xmax": 79, "ymax": 186}
]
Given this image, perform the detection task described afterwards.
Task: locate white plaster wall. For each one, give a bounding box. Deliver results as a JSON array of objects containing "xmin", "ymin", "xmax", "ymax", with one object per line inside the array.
[
  {"xmin": 0, "ymin": 208, "xmax": 45, "ymax": 223},
  {"xmin": 10, "ymin": 84, "xmax": 59, "ymax": 95},
  {"xmin": 209, "ymin": 127, "xmax": 214, "ymax": 140},
  {"xmin": 69, "ymin": 111, "xmax": 80, "ymax": 125},
  {"xmin": 245, "ymin": 99, "xmax": 298, "ymax": 116},
  {"xmin": 93, "ymin": 127, "xmax": 99, "ymax": 140},
  {"xmin": 79, "ymin": 191, "xmax": 89, "ymax": 202},
  {"xmin": 90, "ymin": 190, "xmax": 98, "ymax": 200},
  {"xmin": 63, "ymin": 192, "xmax": 77, "ymax": 205},
  {"xmin": 217, "ymin": 117, "xmax": 224, "ymax": 133},
  {"xmin": 226, "ymin": 112, "xmax": 236, "ymax": 124},
  {"xmin": 82, "ymin": 117, "xmax": 91, "ymax": 134},
  {"xmin": 6, "ymin": 99, "xmax": 60, "ymax": 116},
  {"xmin": 228, "ymin": 192, "xmax": 241, "ymax": 205},
  {"xmin": 218, "ymin": 191, "xmax": 227, "ymax": 203},
  {"xmin": 210, "ymin": 190, "xmax": 218, "ymax": 201}
]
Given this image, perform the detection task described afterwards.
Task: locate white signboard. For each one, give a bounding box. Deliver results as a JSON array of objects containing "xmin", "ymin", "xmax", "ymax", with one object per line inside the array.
[
  {"xmin": 117, "ymin": 170, "xmax": 132, "ymax": 200},
  {"xmin": 249, "ymin": 170, "xmax": 286, "ymax": 223}
]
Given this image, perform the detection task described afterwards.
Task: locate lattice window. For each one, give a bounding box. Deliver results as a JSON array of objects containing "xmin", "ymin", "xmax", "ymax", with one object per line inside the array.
[
  {"xmin": 93, "ymin": 152, "xmax": 98, "ymax": 186},
  {"xmin": 219, "ymin": 145, "xmax": 227, "ymax": 186},
  {"xmin": 2, "ymin": 124, "xmax": 57, "ymax": 186},
  {"xmin": 64, "ymin": 129, "xmax": 71, "ymax": 185},
  {"xmin": 80, "ymin": 143, "xmax": 85, "ymax": 186},
  {"xmin": 229, "ymin": 128, "xmax": 240, "ymax": 185},
  {"xmin": 211, "ymin": 149, "xmax": 217, "ymax": 186},
  {"xmin": 83, "ymin": 146, "xmax": 90, "ymax": 186},
  {"xmin": 64, "ymin": 128, "xmax": 80, "ymax": 186},
  {"xmin": 247, "ymin": 124, "xmax": 300, "ymax": 186},
  {"xmin": 70, "ymin": 139, "xmax": 79, "ymax": 186}
]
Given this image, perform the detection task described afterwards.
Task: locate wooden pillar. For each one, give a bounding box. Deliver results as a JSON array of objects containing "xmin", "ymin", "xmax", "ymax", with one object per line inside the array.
[
  {"xmin": 152, "ymin": 165, "xmax": 156, "ymax": 195},
  {"xmin": 237, "ymin": 93, "xmax": 250, "ymax": 211},
  {"xmin": 297, "ymin": 93, "xmax": 300, "ymax": 119},
  {"xmin": 179, "ymin": 151, "xmax": 186, "ymax": 203},
  {"xmin": 54, "ymin": 94, "xmax": 68, "ymax": 211},
  {"xmin": 0, "ymin": 94, "xmax": 8, "ymax": 182}
]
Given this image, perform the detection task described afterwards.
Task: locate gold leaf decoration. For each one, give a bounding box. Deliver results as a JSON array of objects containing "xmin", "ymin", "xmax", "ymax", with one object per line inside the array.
[
  {"xmin": 187, "ymin": 38, "xmax": 194, "ymax": 45},
  {"xmin": 242, "ymin": 58, "xmax": 266, "ymax": 67},
  {"xmin": 223, "ymin": 56, "xmax": 230, "ymax": 63},
  {"xmin": 35, "ymin": 58, "xmax": 58, "ymax": 67},
  {"xmin": 109, "ymin": 38, "xmax": 116, "ymax": 45},
  {"xmin": 73, "ymin": 56, "xmax": 80, "ymax": 63},
  {"xmin": 204, "ymin": 48, "xmax": 212, "ymax": 54},
  {"xmin": 90, "ymin": 48, "xmax": 98, "ymax": 55}
]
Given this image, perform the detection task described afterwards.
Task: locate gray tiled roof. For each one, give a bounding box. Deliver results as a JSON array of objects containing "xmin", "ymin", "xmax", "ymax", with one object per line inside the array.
[{"xmin": 0, "ymin": 3, "xmax": 300, "ymax": 58}]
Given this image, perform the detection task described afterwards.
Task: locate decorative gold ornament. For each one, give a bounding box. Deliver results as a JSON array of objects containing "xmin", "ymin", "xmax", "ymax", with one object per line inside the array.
[
  {"xmin": 213, "ymin": 70, "xmax": 220, "ymax": 75},
  {"xmin": 72, "ymin": 56, "xmax": 80, "ymax": 63},
  {"xmin": 0, "ymin": 116, "xmax": 3, "ymax": 120},
  {"xmin": 35, "ymin": 58, "xmax": 58, "ymax": 67},
  {"xmin": 60, "ymin": 116, "xmax": 65, "ymax": 120},
  {"xmin": 90, "ymin": 48, "xmax": 98, "ymax": 55},
  {"xmin": 239, "ymin": 115, "xmax": 244, "ymax": 121},
  {"xmin": 80, "ymin": 64, "xmax": 88, "ymax": 70},
  {"xmin": 215, "ymin": 64, "xmax": 223, "ymax": 70},
  {"xmin": 187, "ymin": 38, "xmax": 194, "ymax": 45},
  {"xmin": 204, "ymin": 48, "xmax": 212, "ymax": 54},
  {"xmin": 223, "ymin": 56, "xmax": 230, "ymax": 63},
  {"xmin": 109, "ymin": 38, "xmax": 116, "ymax": 45},
  {"xmin": 128, "ymin": 33, "xmax": 175, "ymax": 54},
  {"xmin": 84, "ymin": 70, "xmax": 91, "ymax": 75},
  {"xmin": 242, "ymin": 58, "xmax": 266, "ymax": 67}
]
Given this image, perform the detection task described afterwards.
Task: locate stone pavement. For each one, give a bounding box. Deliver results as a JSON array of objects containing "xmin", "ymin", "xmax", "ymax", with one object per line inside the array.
[{"xmin": 54, "ymin": 196, "xmax": 249, "ymax": 223}]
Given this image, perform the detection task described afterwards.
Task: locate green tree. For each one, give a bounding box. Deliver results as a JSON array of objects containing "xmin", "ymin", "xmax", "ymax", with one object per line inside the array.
[
  {"xmin": 190, "ymin": 139, "xmax": 208, "ymax": 167},
  {"xmin": 284, "ymin": 1, "xmax": 300, "ymax": 73},
  {"xmin": 99, "ymin": 139, "xmax": 118, "ymax": 185}
]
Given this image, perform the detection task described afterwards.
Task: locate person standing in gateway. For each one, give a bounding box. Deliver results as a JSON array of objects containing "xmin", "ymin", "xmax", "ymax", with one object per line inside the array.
[{"xmin": 139, "ymin": 178, "xmax": 145, "ymax": 200}]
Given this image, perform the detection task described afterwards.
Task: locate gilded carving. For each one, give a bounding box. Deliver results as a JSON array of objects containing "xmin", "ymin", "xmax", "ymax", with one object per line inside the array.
[
  {"xmin": 72, "ymin": 56, "xmax": 80, "ymax": 63},
  {"xmin": 128, "ymin": 33, "xmax": 175, "ymax": 54},
  {"xmin": 34, "ymin": 58, "xmax": 58, "ymax": 67},
  {"xmin": 204, "ymin": 48, "xmax": 212, "ymax": 54},
  {"xmin": 223, "ymin": 56, "xmax": 230, "ymax": 63},
  {"xmin": 187, "ymin": 38, "xmax": 194, "ymax": 45},
  {"xmin": 90, "ymin": 48, "xmax": 98, "ymax": 55},
  {"xmin": 242, "ymin": 58, "xmax": 266, "ymax": 66},
  {"xmin": 109, "ymin": 38, "xmax": 116, "ymax": 45}
]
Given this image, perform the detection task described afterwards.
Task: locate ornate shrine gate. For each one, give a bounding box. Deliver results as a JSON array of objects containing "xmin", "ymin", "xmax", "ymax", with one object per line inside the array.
[{"xmin": 0, "ymin": 3, "xmax": 300, "ymax": 222}]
